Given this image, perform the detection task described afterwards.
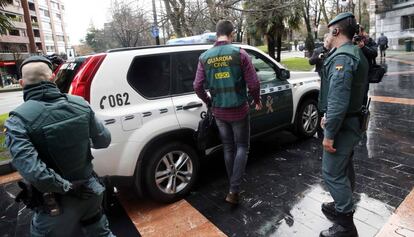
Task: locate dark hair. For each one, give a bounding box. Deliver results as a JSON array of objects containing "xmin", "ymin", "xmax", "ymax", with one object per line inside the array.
[
  {"xmin": 216, "ymin": 20, "xmax": 234, "ymax": 37},
  {"xmin": 334, "ymin": 17, "xmax": 358, "ymax": 40}
]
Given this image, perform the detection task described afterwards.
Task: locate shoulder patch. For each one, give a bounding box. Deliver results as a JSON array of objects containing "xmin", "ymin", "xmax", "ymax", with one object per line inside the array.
[{"xmin": 335, "ymin": 65, "xmax": 343, "ymax": 71}]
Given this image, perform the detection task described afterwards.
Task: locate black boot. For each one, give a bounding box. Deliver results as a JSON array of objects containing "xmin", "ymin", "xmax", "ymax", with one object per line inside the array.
[
  {"xmin": 321, "ymin": 202, "xmax": 337, "ymax": 221},
  {"xmin": 320, "ymin": 212, "xmax": 358, "ymax": 237}
]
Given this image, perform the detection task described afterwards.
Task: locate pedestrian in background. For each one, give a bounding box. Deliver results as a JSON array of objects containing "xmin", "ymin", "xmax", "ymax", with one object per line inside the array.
[
  {"xmin": 194, "ymin": 20, "xmax": 262, "ymax": 205},
  {"xmin": 5, "ymin": 56, "xmax": 115, "ymax": 237},
  {"xmin": 309, "ymin": 33, "xmax": 330, "ymax": 78},
  {"xmin": 377, "ymin": 33, "xmax": 389, "ymax": 60},
  {"xmin": 318, "ymin": 12, "xmax": 368, "ymax": 237}
]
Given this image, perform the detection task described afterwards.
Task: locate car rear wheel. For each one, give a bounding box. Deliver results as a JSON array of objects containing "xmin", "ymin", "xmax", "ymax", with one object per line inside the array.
[
  {"xmin": 294, "ymin": 99, "xmax": 320, "ymax": 138},
  {"xmin": 144, "ymin": 142, "xmax": 199, "ymax": 203}
]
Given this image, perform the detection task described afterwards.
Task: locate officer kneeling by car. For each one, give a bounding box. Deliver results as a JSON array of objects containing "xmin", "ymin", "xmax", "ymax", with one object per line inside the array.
[{"xmin": 5, "ymin": 56, "xmax": 115, "ymax": 237}]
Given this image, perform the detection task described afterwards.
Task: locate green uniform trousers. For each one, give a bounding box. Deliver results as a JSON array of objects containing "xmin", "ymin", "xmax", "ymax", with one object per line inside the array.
[
  {"xmin": 30, "ymin": 179, "xmax": 115, "ymax": 237},
  {"xmin": 322, "ymin": 117, "xmax": 363, "ymax": 213}
]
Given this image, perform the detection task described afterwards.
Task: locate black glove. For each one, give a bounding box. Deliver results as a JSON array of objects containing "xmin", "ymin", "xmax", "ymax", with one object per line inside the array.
[
  {"xmin": 67, "ymin": 180, "xmax": 95, "ymax": 200},
  {"xmin": 15, "ymin": 181, "xmax": 43, "ymax": 209}
]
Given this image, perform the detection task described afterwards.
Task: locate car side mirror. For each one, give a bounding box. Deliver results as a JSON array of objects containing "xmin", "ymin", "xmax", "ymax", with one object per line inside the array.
[{"xmin": 280, "ymin": 69, "xmax": 290, "ymax": 80}]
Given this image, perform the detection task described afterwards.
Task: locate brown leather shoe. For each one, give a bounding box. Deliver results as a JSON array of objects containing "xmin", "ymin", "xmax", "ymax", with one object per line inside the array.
[{"xmin": 225, "ymin": 192, "xmax": 239, "ymax": 205}]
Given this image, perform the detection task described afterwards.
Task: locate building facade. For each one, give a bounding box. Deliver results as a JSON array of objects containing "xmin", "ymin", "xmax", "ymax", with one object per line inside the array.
[
  {"xmin": 0, "ymin": 0, "xmax": 69, "ymax": 85},
  {"xmin": 370, "ymin": 0, "xmax": 414, "ymax": 49}
]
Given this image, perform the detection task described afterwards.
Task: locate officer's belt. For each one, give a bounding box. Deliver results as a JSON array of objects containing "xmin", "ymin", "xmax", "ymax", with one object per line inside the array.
[{"xmin": 210, "ymin": 87, "xmax": 240, "ymax": 94}]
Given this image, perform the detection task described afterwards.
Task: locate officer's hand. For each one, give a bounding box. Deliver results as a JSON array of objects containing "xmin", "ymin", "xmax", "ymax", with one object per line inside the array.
[
  {"xmin": 320, "ymin": 116, "xmax": 326, "ymax": 129},
  {"xmin": 15, "ymin": 181, "xmax": 42, "ymax": 209},
  {"xmin": 323, "ymin": 138, "xmax": 336, "ymax": 153},
  {"xmin": 67, "ymin": 180, "xmax": 95, "ymax": 200},
  {"xmin": 255, "ymin": 101, "xmax": 263, "ymax": 111}
]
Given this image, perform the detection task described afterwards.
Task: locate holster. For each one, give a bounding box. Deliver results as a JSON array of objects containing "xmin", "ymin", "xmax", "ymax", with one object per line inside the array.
[
  {"xmin": 15, "ymin": 181, "xmax": 62, "ymax": 216},
  {"xmin": 359, "ymin": 107, "xmax": 370, "ymax": 132}
]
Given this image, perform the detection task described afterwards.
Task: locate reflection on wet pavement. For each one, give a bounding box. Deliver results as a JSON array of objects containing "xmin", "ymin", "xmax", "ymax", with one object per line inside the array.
[{"xmin": 186, "ymin": 59, "xmax": 414, "ymax": 236}]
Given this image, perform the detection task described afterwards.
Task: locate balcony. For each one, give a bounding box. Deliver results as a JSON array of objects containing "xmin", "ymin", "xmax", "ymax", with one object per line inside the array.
[
  {"xmin": 0, "ymin": 35, "xmax": 29, "ymax": 44},
  {"xmin": 3, "ymin": 4, "xmax": 23, "ymax": 15},
  {"xmin": 35, "ymin": 37, "xmax": 42, "ymax": 42},
  {"xmin": 11, "ymin": 21, "xmax": 26, "ymax": 29},
  {"xmin": 29, "ymin": 10, "xmax": 37, "ymax": 16}
]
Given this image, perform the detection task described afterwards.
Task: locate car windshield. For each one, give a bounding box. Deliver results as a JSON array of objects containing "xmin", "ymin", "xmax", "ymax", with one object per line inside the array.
[{"xmin": 54, "ymin": 57, "xmax": 87, "ymax": 93}]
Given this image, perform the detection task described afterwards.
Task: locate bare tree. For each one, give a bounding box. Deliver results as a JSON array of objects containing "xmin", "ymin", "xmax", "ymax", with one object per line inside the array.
[{"xmin": 110, "ymin": 1, "xmax": 152, "ymax": 47}]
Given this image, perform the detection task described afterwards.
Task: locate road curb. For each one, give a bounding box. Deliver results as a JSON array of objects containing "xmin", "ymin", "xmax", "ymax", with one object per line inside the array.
[
  {"xmin": 0, "ymin": 161, "xmax": 15, "ymax": 176},
  {"xmin": 0, "ymin": 88, "xmax": 22, "ymax": 93}
]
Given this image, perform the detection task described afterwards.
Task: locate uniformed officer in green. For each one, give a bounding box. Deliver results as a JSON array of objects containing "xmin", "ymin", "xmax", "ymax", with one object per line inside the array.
[
  {"xmin": 5, "ymin": 56, "xmax": 115, "ymax": 236},
  {"xmin": 318, "ymin": 13, "xmax": 368, "ymax": 237}
]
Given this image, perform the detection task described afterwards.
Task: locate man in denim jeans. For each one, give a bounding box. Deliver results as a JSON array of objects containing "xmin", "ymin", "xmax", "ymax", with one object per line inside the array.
[{"xmin": 194, "ymin": 20, "xmax": 262, "ymax": 204}]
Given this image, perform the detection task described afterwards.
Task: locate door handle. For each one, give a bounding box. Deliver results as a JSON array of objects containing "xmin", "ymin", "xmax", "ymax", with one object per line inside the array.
[{"xmin": 183, "ymin": 103, "xmax": 203, "ymax": 110}]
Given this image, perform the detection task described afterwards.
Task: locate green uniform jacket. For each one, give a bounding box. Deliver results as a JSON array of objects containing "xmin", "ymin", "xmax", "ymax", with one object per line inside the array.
[
  {"xmin": 200, "ymin": 44, "xmax": 247, "ymax": 108},
  {"xmin": 5, "ymin": 82, "xmax": 111, "ymax": 194},
  {"xmin": 319, "ymin": 42, "xmax": 368, "ymax": 139}
]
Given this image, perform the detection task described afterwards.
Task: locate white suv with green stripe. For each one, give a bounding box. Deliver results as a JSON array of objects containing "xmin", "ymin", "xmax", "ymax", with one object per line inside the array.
[{"xmin": 55, "ymin": 44, "xmax": 321, "ymax": 202}]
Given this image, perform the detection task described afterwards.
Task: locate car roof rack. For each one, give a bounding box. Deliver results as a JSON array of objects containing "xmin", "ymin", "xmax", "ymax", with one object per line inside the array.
[
  {"xmin": 106, "ymin": 42, "xmax": 244, "ymax": 53},
  {"xmin": 106, "ymin": 43, "xmax": 213, "ymax": 53}
]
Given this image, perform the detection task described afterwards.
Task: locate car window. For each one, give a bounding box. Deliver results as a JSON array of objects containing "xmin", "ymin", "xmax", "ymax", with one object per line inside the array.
[
  {"xmin": 172, "ymin": 50, "xmax": 203, "ymax": 95},
  {"xmin": 127, "ymin": 54, "xmax": 171, "ymax": 98},
  {"xmin": 54, "ymin": 58, "xmax": 86, "ymax": 93},
  {"xmin": 246, "ymin": 50, "xmax": 279, "ymax": 83}
]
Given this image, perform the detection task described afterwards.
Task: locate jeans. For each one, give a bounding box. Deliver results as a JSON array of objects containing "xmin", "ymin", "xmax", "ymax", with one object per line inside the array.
[{"xmin": 215, "ymin": 115, "xmax": 250, "ymax": 193}]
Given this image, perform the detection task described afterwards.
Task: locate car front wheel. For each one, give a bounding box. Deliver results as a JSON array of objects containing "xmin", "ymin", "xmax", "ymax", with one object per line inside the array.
[
  {"xmin": 144, "ymin": 142, "xmax": 200, "ymax": 203},
  {"xmin": 294, "ymin": 98, "xmax": 320, "ymax": 138}
]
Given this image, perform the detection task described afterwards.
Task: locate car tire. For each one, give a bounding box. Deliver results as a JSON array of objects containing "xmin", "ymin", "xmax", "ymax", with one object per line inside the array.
[
  {"xmin": 144, "ymin": 142, "xmax": 200, "ymax": 203},
  {"xmin": 294, "ymin": 98, "xmax": 320, "ymax": 138}
]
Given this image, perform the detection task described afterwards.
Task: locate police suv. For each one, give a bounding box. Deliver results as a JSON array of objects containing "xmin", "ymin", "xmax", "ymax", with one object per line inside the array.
[{"xmin": 54, "ymin": 43, "xmax": 321, "ymax": 202}]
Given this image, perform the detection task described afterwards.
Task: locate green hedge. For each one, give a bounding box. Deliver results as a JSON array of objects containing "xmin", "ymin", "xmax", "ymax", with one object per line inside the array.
[
  {"xmin": 281, "ymin": 57, "xmax": 313, "ymax": 71},
  {"xmin": 0, "ymin": 113, "xmax": 10, "ymax": 161}
]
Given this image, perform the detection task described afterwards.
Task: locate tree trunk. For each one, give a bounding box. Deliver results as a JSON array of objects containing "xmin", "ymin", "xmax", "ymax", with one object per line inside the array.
[
  {"xmin": 319, "ymin": 0, "xmax": 330, "ymax": 25},
  {"xmin": 276, "ymin": 33, "xmax": 282, "ymax": 62},
  {"xmin": 205, "ymin": 0, "xmax": 217, "ymax": 31},
  {"xmin": 266, "ymin": 34, "xmax": 276, "ymax": 60},
  {"xmin": 163, "ymin": 0, "xmax": 183, "ymax": 37},
  {"xmin": 303, "ymin": 1, "xmax": 315, "ymax": 54}
]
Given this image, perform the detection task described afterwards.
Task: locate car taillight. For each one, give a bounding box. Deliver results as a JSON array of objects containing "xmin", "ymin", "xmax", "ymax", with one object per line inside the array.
[{"xmin": 69, "ymin": 53, "xmax": 106, "ymax": 102}]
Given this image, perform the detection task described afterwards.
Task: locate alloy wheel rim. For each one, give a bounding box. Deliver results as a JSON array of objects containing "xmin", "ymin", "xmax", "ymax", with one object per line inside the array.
[
  {"xmin": 302, "ymin": 104, "xmax": 318, "ymax": 133},
  {"xmin": 155, "ymin": 151, "xmax": 193, "ymax": 194}
]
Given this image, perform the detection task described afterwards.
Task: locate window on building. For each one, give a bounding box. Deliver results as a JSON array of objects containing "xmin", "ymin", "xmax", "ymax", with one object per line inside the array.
[
  {"xmin": 21, "ymin": 30, "xmax": 27, "ymax": 37},
  {"xmin": 55, "ymin": 13, "xmax": 62, "ymax": 20},
  {"xmin": 44, "ymin": 34, "xmax": 53, "ymax": 41},
  {"xmin": 402, "ymin": 15, "xmax": 414, "ymax": 30},
  {"xmin": 51, "ymin": 1, "xmax": 59, "ymax": 9},
  {"xmin": 33, "ymin": 29, "xmax": 40, "ymax": 37},
  {"xmin": 40, "ymin": 8, "xmax": 50, "ymax": 17},
  {"xmin": 42, "ymin": 21, "xmax": 52, "ymax": 30},
  {"xmin": 54, "ymin": 24, "xmax": 63, "ymax": 32},
  {"xmin": 28, "ymin": 2, "xmax": 35, "ymax": 11},
  {"xmin": 61, "ymin": 4, "xmax": 65, "ymax": 10},
  {"xmin": 56, "ymin": 35, "xmax": 65, "ymax": 42},
  {"xmin": 46, "ymin": 45, "xmax": 56, "ymax": 52},
  {"xmin": 38, "ymin": 0, "xmax": 47, "ymax": 6},
  {"xmin": 127, "ymin": 54, "xmax": 171, "ymax": 98},
  {"xmin": 8, "ymin": 29, "xmax": 20, "ymax": 36}
]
